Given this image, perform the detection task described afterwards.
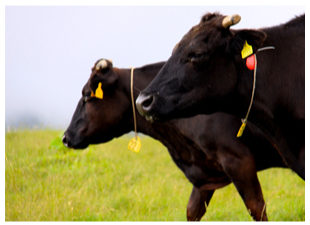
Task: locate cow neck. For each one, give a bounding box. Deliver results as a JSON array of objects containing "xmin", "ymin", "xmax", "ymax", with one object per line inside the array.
[
  {"xmin": 126, "ymin": 65, "xmax": 195, "ymax": 156},
  {"xmin": 125, "ymin": 65, "xmax": 161, "ymax": 138},
  {"xmin": 127, "ymin": 65, "xmax": 169, "ymax": 136}
]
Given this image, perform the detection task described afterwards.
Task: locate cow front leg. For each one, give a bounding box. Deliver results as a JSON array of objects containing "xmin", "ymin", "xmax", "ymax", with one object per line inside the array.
[
  {"xmin": 221, "ymin": 156, "xmax": 267, "ymax": 221},
  {"xmin": 187, "ymin": 186, "xmax": 214, "ymax": 221},
  {"xmin": 233, "ymin": 176, "xmax": 267, "ymax": 221}
]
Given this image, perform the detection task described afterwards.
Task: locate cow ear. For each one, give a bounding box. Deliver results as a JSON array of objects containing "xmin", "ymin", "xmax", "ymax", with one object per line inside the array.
[
  {"xmin": 90, "ymin": 68, "xmax": 118, "ymax": 96},
  {"xmin": 228, "ymin": 29, "xmax": 267, "ymax": 56}
]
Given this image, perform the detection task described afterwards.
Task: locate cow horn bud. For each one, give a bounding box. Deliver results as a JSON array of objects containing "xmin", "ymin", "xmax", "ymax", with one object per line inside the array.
[
  {"xmin": 222, "ymin": 14, "xmax": 241, "ymax": 29},
  {"xmin": 96, "ymin": 59, "xmax": 108, "ymax": 70},
  {"xmin": 107, "ymin": 59, "xmax": 113, "ymax": 66}
]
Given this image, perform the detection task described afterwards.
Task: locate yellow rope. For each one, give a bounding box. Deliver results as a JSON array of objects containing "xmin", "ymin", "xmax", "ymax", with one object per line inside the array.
[
  {"xmin": 130, "ymin": 67, "xmax": 138, "ymax": 139},
  {"xmin": 237, "ymin": 54, "xmax": 257, "ymax": 137},
  {"xmin": 244, "ymin": 54, "xmax": 257, "ymax": 123}
]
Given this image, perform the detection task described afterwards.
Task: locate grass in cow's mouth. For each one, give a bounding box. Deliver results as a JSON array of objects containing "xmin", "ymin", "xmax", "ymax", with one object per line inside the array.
[
  {"xmin": 49, "ymin": 131, "xmax": 69, "ymax": 152},
  {"xmin": 5, "ymin": 130, "xmax": 305, "ymax": 221}
]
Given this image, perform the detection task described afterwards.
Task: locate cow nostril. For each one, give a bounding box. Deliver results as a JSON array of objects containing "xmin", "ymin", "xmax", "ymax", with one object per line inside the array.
[
  {"xmin": 62, "ymin": 134, "xmax": 69, "ymax": 148},
  {"xmin": 136, "ymin": 93, "xmax": 155, "ymax": 116},
  {"xmin": 141, "ymin": 95, "xmax": 154, "ymax": 109}
]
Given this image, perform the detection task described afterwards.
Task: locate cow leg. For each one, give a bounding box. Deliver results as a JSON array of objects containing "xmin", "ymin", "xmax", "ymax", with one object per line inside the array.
[
  {"xmin": 187, "ymin": 186, "xmax": 215, "ymax": 221},
  {"xmin": 221, "ymin": 156, "xmax": 267, "ymax": 221}
]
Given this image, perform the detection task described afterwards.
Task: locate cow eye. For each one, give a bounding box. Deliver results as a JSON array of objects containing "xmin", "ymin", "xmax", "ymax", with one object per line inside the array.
[
  {"xmin": 84, "ymin": 96, "xmax": 89, "ymax": 102},
  {"xmin": 189, "ymin": 53, "xmax": 205, "ymax": 62},
  {"xmin": 83, "ymin": 92, "xmax": 92, "ymax": 102}
]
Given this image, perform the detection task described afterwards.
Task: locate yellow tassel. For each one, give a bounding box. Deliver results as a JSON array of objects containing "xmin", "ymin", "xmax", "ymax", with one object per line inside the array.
[
  {"xmin": 237, "ymin": 122, "xmax": 247, "ymax": 138},
  {"xmin": 127, "ymin": 136, "xmax": 141, "ymax": 153}
]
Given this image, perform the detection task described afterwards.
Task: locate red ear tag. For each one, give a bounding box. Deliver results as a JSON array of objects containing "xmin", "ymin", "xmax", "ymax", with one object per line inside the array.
[{"xmin": 246, "ymin": 54, "xmax": 256, "ymax": 70}]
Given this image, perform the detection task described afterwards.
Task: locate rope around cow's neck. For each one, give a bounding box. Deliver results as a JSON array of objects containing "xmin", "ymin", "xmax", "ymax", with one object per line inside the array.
[
  {"xmin": 244, "ymin": 53, "xmax": 257, "ymax": 123},
  {"xmin": 237, "ymin": 54, "xmax": 257, "ymax": 137},
  {"xmin": 130, "ymin": 67, "xmax": 138, "ymax": 139},
  {"xmin": 237, "ymin": 46, "xmax": 275, "ymax": 137},
  {"xmin": 127, "ymin": 67, "xmax": 141, "ymax": 153}
]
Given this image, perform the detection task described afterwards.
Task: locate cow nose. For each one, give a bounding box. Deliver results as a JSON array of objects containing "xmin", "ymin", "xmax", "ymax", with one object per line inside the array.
[
  {"xmin": 136, "ymin": 93, "xmax": 155, "ymax": 116},
  {"xmin": 62, "ymin": 133, "xmax": 70, "ymax": 148}
]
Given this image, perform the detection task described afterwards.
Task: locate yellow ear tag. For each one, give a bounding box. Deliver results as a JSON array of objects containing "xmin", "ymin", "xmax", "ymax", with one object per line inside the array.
[
  {"xmin": 241, "ymin": 40, "xmax": 253, "ymax": 59},
  {"xmin": 237, "ymin": 122, "xmax": 247, "ymax": 138},
  {"xmin": 127, "ymin": 136, "xmax": 141, "ymax": 153},
  {"xmin": 91, "ymin": 82, "xmax": 103, "ymax": 99}
]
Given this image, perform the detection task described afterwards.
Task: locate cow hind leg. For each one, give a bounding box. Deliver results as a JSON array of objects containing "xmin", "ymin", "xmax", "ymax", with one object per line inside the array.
[{"xmin": 187, "ymin": 186, "xmax": 214, "ymax": 221}]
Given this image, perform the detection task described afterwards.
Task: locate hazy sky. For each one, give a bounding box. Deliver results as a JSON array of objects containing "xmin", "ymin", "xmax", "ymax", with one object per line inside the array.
[{"xmin": 5, "ymin": 4, "xmax": 305, "ymax": 129}]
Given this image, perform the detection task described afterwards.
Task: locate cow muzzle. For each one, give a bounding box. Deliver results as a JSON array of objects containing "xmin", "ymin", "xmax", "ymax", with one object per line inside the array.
[{"xmin": 62, "ymin": 131, "xmax": 89, "ymax": 149}]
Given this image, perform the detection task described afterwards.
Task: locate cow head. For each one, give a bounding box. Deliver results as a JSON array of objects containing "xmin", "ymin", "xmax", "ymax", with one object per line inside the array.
[
  {"xmin": 63, "ymin": 59, "xmax": 132, "ymax": 149},
  {"xmin": 136, "ymin": 13, "xmax": 266, "ymax": 122}
]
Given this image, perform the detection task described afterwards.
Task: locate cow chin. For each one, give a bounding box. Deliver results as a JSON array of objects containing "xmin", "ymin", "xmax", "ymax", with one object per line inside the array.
[
  {"xmin": 138, "ymin": 105, "xmax": 169, "ymax": 123},
  {"xmin": 150, "ymin": 104, "xmax": 200, "ymax": 122},
  {"xmin": 145, "ymin": 114, "xmax": 166, "ymax": 123},
  {"xmin": 143, "ymin": 108, "xmax": 178, "ymax": 123},
  {"xmin": 70, "ymin": 139, "xmax": 90, "ymax": 150},
  {"xmin": 71, "ymin": 135, "xmax": 117, "ymax": 150}
]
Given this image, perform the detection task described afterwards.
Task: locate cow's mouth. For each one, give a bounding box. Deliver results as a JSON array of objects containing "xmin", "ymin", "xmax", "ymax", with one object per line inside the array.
[{"xmin": 145, "ymin": 115, "xmax": 154, "ymax": 123}]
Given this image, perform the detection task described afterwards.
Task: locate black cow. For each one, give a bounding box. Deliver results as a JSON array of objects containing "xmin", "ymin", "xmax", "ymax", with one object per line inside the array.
[
  {"xmin": 136, "ymin": 13, "xmax": 305, "ymax": 180},
  {"xmin": 62, "ymin": 59, "xmax": 295, "ymax": 221}
]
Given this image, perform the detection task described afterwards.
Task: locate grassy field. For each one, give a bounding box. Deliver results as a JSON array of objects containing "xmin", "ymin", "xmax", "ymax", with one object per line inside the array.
[{"xmin": 5, "ymin": 130, "xmax": 305, "ymax": 221}]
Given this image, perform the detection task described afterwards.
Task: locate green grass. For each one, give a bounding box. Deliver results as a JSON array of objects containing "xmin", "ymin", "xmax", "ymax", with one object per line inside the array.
[{"xmin": 5, "ymin": 130, "xmax": 305, "ymax": 221}]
